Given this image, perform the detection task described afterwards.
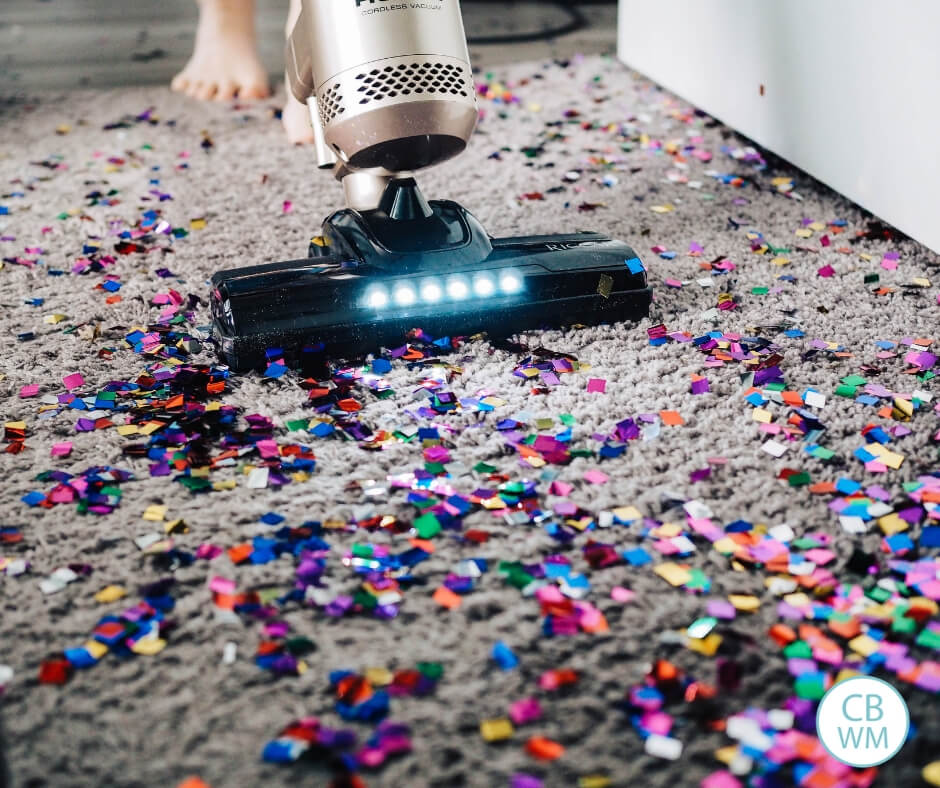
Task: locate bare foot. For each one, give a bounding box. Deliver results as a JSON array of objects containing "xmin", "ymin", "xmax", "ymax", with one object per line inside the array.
[
  {"xmin": 281, "ymin": 0, "xmax": 313, "ymax": 143},
  {"xmin": 283, "ymin": 90, "xmax": 314, "ymax": 144},
  {"xmin": 172, "ymin": 0, "xmax": 270, "ymax": 101}
]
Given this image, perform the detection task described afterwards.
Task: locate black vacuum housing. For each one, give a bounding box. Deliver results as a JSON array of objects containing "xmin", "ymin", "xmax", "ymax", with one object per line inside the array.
[{"xmin": 210, "ymin": 179, "xmax": 651, "ymax": 370}]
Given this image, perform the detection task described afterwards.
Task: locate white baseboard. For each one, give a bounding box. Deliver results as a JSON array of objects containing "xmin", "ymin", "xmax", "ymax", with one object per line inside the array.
[{"xmin": 617, "ymin": 0, "xmax": 940, "ymax": 253}]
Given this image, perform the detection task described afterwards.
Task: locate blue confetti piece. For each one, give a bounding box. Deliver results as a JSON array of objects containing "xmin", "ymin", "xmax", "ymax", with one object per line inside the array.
[
  {"xmin": 623, "ymin": 547, "xmax": 652, "ymax": 566},
  {"xmin": 491, "ymin": 641, "xmax": 518, "ymax": 670},
  {"xmin": 625, "ymin": 256, "xmax": 645, "ymax": 273},
  {"xmin": 21, "ymin": 491, "xmax": 45, "ymax": 507}
]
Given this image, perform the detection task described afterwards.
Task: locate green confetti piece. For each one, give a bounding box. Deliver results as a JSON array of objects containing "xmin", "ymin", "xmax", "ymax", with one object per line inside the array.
[
  {"xmin": 417, "ymin": 661, "xmax": 444, "ymax": 679},
  {"xmin": 285, "ymin": 637, "xmax": 316, "ymax": 655},
  {"xmin": 559, "ymin": 413, "xmax": 576, "ymax": 426},
  {"xmin": 788, "ymin": 472, "xmax": 811, "ymax": 487},
  {"xmin": 891, "ymin": 616, "xmax": 916, "ymax": 635},
  {"xmin": 915, "ymin": 628, "xmax": 940, "ymax": 650},
  {"xmin": 413, "ymin": 512, "xmax": 441, "ymax": 539},
  {"xmin": 794, "ymin": 673, "xmax": 827, "ymax": 700},
  {"xmin": 866, "ymin": 587, "xmax": 891, "ymax": 603},
  {"xmin": 784, "ymin": 640, "xmax": 812, "ymax": 659},
  {"xmin": 841, "ymin": 375, "xmax": 867, "ymax": 386},
  {"xmin": 835, "ymin": 384, "xmax": 857, "ymax": 398},
  {"xmin": 473, "ymin": 462, "xmax": 498, "ymax": 474},
  {"xmin": 751, "ymin": 286, "xmax": 769, "ymax": 295}
]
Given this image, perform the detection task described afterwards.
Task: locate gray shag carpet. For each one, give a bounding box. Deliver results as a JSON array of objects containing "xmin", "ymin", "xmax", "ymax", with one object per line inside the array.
[{"xmin": 1, "ymin": 55, "xmax": 938, "ymax": 788}]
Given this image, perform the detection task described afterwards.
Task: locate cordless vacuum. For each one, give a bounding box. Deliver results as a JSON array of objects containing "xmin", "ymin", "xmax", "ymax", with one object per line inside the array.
[{"xmin": 210, "ymin": 0, "xmax": 651, "ymax": 370}]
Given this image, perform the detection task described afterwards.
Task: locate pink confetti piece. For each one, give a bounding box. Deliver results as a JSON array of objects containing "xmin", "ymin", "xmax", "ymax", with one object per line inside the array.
[
  {"xmin": 817, "ymin": 264, "xmax": 835, "ymax": 278},
  {"xmin": 586, "ymin": 378, "xmax": 606, "ymax": 393},
  {"xmin": 62, "ymin": 372, "xmax": 85, "ymax": 391},
  {"xmin": 209, "ymin": 576, "xmax": 236, "ymax": 594},
  {"xmin": 50, "ymin": 442, "xmax": 72, "ymax": 457},
  {"xmin": 583, "ymin": 469, "xmax": 608, "ymax": 485},
  {"xmin": 611, "ymin": 586, "xmax": 636, "ymax": 603},
  {"xmin": 283, "ymin": 200, "xmax": 293, "ymax": 214},
  {"xmin": 19, "ymin": 384, "xmax": 39, "ymax": 398}
]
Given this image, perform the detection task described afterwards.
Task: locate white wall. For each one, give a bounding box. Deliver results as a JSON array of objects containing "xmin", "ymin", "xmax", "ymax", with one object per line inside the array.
[{"xmin": 618, "ymin": 0, "xmax": 940, "ymax": 253}]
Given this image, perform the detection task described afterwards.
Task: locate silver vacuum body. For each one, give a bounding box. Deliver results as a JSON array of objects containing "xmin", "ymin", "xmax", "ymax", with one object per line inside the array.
[{"xmin": 287, "ymin": 0, "xmax": 478, "ymax": 176}]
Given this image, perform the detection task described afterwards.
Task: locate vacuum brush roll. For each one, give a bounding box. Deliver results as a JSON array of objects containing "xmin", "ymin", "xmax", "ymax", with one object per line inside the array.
[{"xmin": 292, "ymin": 0, "xmax": 479, "ymax": 173}]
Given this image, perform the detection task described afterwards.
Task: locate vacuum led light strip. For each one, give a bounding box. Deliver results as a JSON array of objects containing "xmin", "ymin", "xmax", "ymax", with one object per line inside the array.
[{"xmin": 363, "ymin": 269, "xmax": 524, "ymax": 309}]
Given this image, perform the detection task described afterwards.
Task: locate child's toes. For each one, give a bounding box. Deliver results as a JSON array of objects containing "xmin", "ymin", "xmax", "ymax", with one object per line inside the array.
[
  {"xmin": 239, "ymin": 79, "xmax": 271, "ymax": 100},
  {"xmin": 194, "ymin": 81, "xmax": 218, "ymax": 101},
  {"xmin": 171, "ymin": 72, "xmax": 190, "ymax": 93},
  {"xmin": 215, "ymin": 81, "xmax": 238, "ymax": 101}
]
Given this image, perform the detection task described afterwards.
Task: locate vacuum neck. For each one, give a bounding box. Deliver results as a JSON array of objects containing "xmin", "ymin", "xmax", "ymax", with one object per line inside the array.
[{"xmin": 341, "ymin": 171, "xmax": 393, "ymax": 211}]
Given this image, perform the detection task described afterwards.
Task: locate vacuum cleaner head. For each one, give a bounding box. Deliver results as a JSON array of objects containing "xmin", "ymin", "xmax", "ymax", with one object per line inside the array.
[
  {"xmin": 209, "ymin": 3, "xmax": 651, "ymax": 370},
  {"xmin": 211, "ymin": 179, "xmax": 651, "ymax": 370}
]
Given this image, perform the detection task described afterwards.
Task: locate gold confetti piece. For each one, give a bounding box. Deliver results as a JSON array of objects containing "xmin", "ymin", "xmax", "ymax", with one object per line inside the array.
[
  {"xmin": 752, "ymin": 408, "xmax": 773, "ymax": 423},
  {"xmin": 579, "ymin": 776, "xmax": 611, "ymax": 788},
  {"xmin": 44, "ymin": 314, "xmax": 68, "ymax": 324},
  {"xmin": 212, "ymin": 479, "xmax": 237, "ymax": 490},
  {"xmin": 712, "ymin": 537, "xmax": 738, "ymax": 555},
  {"xmin": 847, "ymin": 634, "xmax": 879, "ymax": 657},
  {"xmin": 772, "ymin": 256, "xmax": 790, "ymax": 266},
  {"xmin": 866, "ymin": 443, "xmax": 904, "ymax": 469},
  {"xmin": 808, "ymin": 221, "xmax": 825, "ymax": 231},
  {"xmin": 142, "ymin": 504, "xmax": 166, "ymax": 522},
  {"xmin": 923, "ymin": 760, "xmax": 940, "ymax": 786},
  {"xmin": 480, "ymin": 718, "xmax": 514, "ymax": 742},
  {"xmin": 83, "ymin": 640, "xmax": 109, "ymax": 660},
  {"xmin": 654, "ymin": 562, "xmax": 692, "ymax": 587},
  {"xmin": 783, "ymin": 592, "xmax": 811, "ymax": 608},
  {"xmin": 165, "ymin": 519, "xmax": 188, "ymax": 535},
  {"xmin": 94, "ymin": 585, "xmax": 127, "ymax": 603},
  {"xmin": 116, "ymin": 425, "xmax": 139, "ymax": 436},
  {"xmin": 794, "ymin": 228, "xmax": 813, "ymax": 238},
  {"xmin": 131, "ymin": 638, "xmax": 167, "ymax": 656},
  {"xmin": 714, "ymin": 745, "xmax": 738, "ymax": 765},
  {"xmin": 190, "ymin": 217, "xmax": 207, "ymax": 231},
  {"xmin": 652, "ymin": 522, "xmax": 682, "ymax": 538},
  {"xmin": 687, "ymin": 632, "xmax": 722, "ymax": 656},
  {"xmin": 611, "ymin": 506, "xmax": 641, "ymax": 521},
  {"xmin": 911, "ymin": 277, "xmax": 931, "ymax": 287},
  {"xmin": 365, "ymin": 667, "xmax": 394, "ymax": 686},
  {"xmin": 597, "ymin": 274, "xmax": 613, "ymax": 298},
  {"xmin": 891, "ymin": 397, "xmax": 913, "ymax": 421},
  {"xmin": 650, "ymin": 204, "xmax": 675, "ymax": 213},
  {"xmin": 877, "ymin": 513, "xmax": 908, "ymax": 535},
  {"xmin": 56, "ymin": 124, "xmax": 71, "ymax": 135},
  {"xmin": 728, "ymin": 594, "xmax": 761, "ymax": 612}
]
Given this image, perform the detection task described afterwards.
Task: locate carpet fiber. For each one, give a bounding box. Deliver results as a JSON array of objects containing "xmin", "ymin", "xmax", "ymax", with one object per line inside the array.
[{"xmin": 1, "ymin": 56, "xmax": 938, "ymax": 788}]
